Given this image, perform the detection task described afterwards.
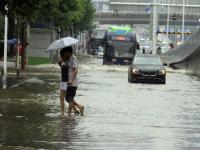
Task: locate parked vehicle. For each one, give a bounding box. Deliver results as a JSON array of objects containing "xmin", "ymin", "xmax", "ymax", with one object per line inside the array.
[
  {"xmin": 87, "ymin": 27, "xmax": 106, "ymax": 55},
  {"xmin": 96, "ymin": 46, "xmax": 104, "ymax": 59}
]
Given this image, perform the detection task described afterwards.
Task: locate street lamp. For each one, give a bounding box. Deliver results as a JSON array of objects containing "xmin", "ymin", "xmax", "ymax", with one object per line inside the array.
[
  {"xmin": 182, "ymin": 0, "xmax": 185, "ymax": 43},
  {"xmin": 166, "ymin": 0, "xmax": 170, "ymax": 43},
  {"xmin": 3, "ymin": 3, "xmax": 8, "ymax": 76},
  {"xmin": 152, "ymin": 0, "xmax": 158, "ymax": 54}
]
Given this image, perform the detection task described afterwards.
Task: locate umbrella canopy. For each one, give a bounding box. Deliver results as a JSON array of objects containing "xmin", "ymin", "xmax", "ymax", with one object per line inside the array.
[{"xmin": 47, "ymin": 37, "xmax": 79, "ymax": 52}]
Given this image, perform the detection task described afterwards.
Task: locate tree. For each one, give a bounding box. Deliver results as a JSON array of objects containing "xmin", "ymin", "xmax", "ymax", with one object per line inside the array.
[
  {"xmin": 53, "ymin": 0, "xmax": 85, "ymax": 35},
  {"xmin": 73, "ymin": 0, "xmax": 95, "ymax": 35},
  {"xmin": 6, "ymin": 0, "xmax": 61, "ymax": 69},
  {"xmin": 0, "ymin": 0, "xmax": 8, "ymax": 16},
  {"xmin": 0, "ymin": 0, "xmax": 8, "ymax": 39},
  {"xmin": 0, "ymin": 15, "xmax": 4, "ymax": 39},
  {"xmin": 2, "ymin": 0, "xmax": 95, "ymax": 69}
]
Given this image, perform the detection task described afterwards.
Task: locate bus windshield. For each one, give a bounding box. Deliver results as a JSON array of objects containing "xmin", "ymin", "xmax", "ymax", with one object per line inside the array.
[{"xmin": 108, "ymin": 40, "xmax": 134, "ymax": 58}]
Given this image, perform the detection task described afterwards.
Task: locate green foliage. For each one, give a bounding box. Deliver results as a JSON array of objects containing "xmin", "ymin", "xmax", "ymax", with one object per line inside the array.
[
  {"xmin": 0, "ymin": 0, "xmax": 95, "ymax": 69},
  {"xmin": 73, "ymin": 0, "xmax": 95, "ymax": 34},
  {"xmin": 0, "ymin": 15, "xmax": 4, "ymax": 39},
  {"xmin": 7, "ymin": 0, "xmax": 40, "ymax": 22},
  {"xmin": 5, "ymin": 0, "xmax": 95, "ymax": 34},
  {"xmin": 53, "ymin": 0, "xmax": 85, "ymax": 31}
]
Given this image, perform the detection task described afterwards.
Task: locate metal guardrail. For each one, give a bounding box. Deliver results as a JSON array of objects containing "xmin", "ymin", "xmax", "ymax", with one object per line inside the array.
[
  {"xmin": 95, "ymin": 10, "xmax": 200, "ymax": 16},
  {"xmin": 110, "ymin": 0, "xmax": 200, "ymax": 14},
  {"xmin": 95, "ymin": 11, "xmax": 200, "ymax": 26}
]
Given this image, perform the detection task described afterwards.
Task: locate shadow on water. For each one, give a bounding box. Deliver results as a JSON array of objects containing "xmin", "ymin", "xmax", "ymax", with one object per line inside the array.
[{"xmin": 0, "ymin": 109, "xmax": 80, "ymax": 149}]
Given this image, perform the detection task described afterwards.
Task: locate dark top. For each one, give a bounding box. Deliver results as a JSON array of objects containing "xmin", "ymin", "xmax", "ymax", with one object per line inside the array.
[{"xmin": 59, "ymin": 61, "xmax": 68, "ymax": 82}]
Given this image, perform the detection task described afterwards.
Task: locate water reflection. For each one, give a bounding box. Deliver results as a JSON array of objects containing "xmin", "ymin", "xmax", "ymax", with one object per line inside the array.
[
  {"xmin": 0, "ymin": 57, "xmax": 200, "ymax": 150},
  {"xmin": 55, "ymin": 117, "xmax": 80, "ymax": 149},
  {"xmin": 2, "ymin": 75, "xmax": 7, "ymax": 90}
]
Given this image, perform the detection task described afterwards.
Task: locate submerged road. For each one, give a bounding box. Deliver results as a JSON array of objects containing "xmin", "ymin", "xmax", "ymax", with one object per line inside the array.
[{"xmin": 0, "ymin": 56, "xmax": 200, "ymax": 150}]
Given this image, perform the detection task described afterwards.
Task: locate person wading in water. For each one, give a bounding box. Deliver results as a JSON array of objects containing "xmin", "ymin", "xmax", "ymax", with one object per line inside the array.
[{"xmin": 59, "ymin": 47, "xmax": 84, "ymax": 116}]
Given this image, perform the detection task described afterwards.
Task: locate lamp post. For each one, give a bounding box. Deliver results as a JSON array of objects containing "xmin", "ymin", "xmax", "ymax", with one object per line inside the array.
[
  {"xmin": 182, "ymin": 0, "xmax": 185, "ymax": 43},
  {"xmin": 3, "ymin": 3, "xmax": 8, "ymax": 76},
  {"xmin": 166, "ymin": 0, "xmax": 170, "ymax": 43},
  {"xmin": 152, "ymin": 0, "xmax": 158, "ymax": 54},
  {"xmin": 2, "ymin": 2, "xmax": 8, "ymax": 89}
]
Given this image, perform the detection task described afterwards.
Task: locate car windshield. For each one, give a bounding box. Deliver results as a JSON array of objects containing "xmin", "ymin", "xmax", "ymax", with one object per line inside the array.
[{"xmin": 134, "ymin": 56, "xmax": 161, "ymax": 65}]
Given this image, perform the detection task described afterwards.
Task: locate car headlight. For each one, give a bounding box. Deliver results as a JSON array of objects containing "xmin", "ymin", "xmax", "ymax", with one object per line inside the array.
[
  {"xmin": 132, "ymin": 68, "xmax": 140, "ymax": 74},
  {"xmin": 158, "ymin": 69, "xmax": 166, "ymax": 75}
]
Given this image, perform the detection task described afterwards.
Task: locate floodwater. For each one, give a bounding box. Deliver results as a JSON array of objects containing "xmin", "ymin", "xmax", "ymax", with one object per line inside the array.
[{"xmin": 0, "ymin": 56, "xmax": 200, "ymax": 150}]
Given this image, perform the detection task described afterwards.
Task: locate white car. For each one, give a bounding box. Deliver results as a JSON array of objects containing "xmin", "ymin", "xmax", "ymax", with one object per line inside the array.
[
  {"xmin": 96, "ymin": 46, "xmax": 104, "ymax": 59},
  {"xmin": 97, "ymin": 51, "xmax": 104, "ymax": 59}
]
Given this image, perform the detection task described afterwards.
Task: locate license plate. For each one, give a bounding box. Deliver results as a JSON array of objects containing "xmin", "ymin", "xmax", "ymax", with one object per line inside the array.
[
  {"xmin": 124, "ymin": 60, "xmax": 129, "ymax": 63},
  {"xmin": 112, "ymin": 59, "xmax": 116, "ymax": 62}
]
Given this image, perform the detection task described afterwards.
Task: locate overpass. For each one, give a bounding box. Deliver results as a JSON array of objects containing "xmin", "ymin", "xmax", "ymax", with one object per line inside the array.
[
  {"xmin": 95, "ymin": 11, "xmax": 200, "ymax": 26},
  {"xmin": 94, "ymin": 0, "xmax": 200, "ymax": 26}
]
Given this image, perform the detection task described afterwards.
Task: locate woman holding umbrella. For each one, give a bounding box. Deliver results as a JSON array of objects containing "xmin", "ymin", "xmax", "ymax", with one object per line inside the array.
[
  {"xmin": 59, "ymin": 48, "xmax": 79, "ymax": 116},
  {"xmin": 59, "ymin": 46, "xmax": 84, "ymax": 116},
  {"xmin": 47, "ymin": 37, "xmax": 84, "ymax": 116}
]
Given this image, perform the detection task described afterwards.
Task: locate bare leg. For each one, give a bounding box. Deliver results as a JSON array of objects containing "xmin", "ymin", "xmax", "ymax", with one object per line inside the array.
[
  {"xmin": 68, "ymin": 100, "xmax": 74, "ymax": 116},
  {"xmin": 73, "ymin": 100, "xmax": 84, "ymax": 116},
  {"xmin": 66, "ymin": 100, "xmax": 79, "ymax": 114},
  {"xmin": 60, "ymin": 89, "xmax": 65, "ymax": 116},
  {"xmin": 73, "ymin": 104, "xmax": 80, "ymax": 115}
]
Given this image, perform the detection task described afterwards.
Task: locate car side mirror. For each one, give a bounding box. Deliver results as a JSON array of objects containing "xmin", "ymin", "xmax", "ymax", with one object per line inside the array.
[
  {"xmin": 163, "ymin": 63, "xmax": 168, "ymax": 66},
  {"xmin": 137, "ymin": 43, "xmax": 140, "ymax": 50}
]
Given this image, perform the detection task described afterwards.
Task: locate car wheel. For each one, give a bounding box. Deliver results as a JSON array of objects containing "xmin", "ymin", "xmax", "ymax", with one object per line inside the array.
[
  {"xmin": 128, "ymin": 73, "xmax": 131, "ymax": 83},
  {"xmin": 132, "ymin": 77, "xmax": 137, "ymax": 83},
  {"xmin": 129, "ymin": 75, "xmax": 136, "ymax": 83},
  {"xmin": 103, "ymin": 58, "xmax": 106, "ymax": 65},
  {"xmin": 161, "ymin": 76, "xmax": 166, "ymax": 84}
]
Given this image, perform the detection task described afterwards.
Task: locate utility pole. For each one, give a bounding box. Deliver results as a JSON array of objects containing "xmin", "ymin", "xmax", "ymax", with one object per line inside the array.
[
  {"xmin": 3, "ymin": 3, "xmax": 8, "ymax": 76},
  {"xmin": 152, "ymin": 0, "xmax": 158, "ymax": 54},
  {"xmin": 166, "ymin": 0, "xmax": 170, "ymax": 43},
  {"xmin": 83, "ymin": 31, "xmax": 86, "ymax": 53},
  {"xmin": 182, "ymin": 0, "xmax": 185, "ymax": 43}
]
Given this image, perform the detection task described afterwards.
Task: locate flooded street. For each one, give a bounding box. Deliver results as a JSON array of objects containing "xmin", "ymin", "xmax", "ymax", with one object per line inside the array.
[{"xmin": 1, "ymin": 56, "xmax": 200, "ymax": 150}]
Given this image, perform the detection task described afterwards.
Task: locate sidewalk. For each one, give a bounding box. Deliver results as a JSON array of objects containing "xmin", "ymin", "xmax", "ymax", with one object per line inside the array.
[
  {"xmin": 0, "ymin": 63, "xmax": 59, "ymax": 90},
  {"xmin": 0, "ymin": 60, "xmax": 16, "ymax": 68}
]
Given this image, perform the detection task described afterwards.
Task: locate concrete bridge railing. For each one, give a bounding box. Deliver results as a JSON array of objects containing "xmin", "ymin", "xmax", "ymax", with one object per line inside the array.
[
  {"xmin": 161, "ymin": 28, "xmax": 200, "ymax": 75},
  {"xmin": 95, "ymin": 11, "xmax": 200, "ymax": 26},
  {"xmin": 110, "ymin": 0, "xmax": 200, "ymax": 14}
]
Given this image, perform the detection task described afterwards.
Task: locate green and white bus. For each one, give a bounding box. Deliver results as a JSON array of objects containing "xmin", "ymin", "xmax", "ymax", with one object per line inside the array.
[{"xmin": 103, "ymin": 26, "xmax": 139, "ymax": 65}]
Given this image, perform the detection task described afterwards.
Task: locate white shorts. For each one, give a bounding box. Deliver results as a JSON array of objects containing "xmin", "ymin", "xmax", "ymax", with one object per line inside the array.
[{"xmin": 60, "ymin": 82, "xmax": 68, "ymax": 91}]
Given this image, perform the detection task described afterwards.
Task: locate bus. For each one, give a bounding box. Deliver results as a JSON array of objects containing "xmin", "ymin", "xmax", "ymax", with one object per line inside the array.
[{"xmin": 103, "ymin": 26, "xmax": 138, "ymax": 65}]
